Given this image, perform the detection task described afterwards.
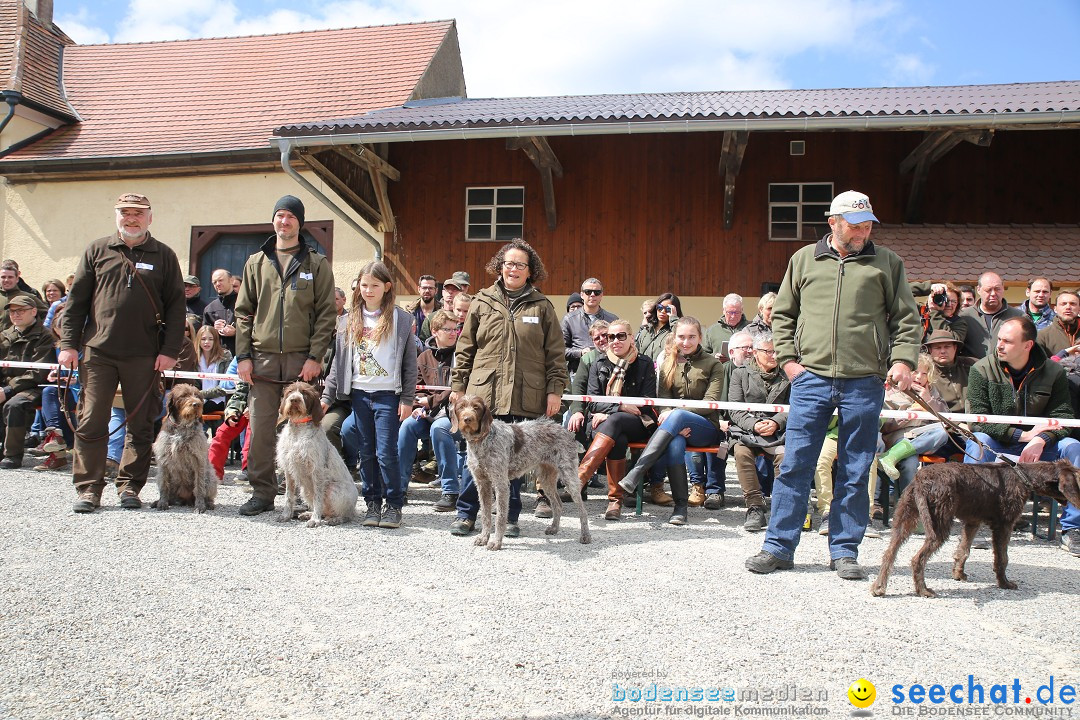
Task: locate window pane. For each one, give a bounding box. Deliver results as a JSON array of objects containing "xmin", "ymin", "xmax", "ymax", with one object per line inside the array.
[
  {"xmin": 805, "ymin": 203, "xmax": 831, "ymax": 221},
  {"xmin": 495, "ymin": 224, "xmax": 521, "ymax": 241},
  {"xmin": 771, "ymin": 223, "xmax": 798, "ymax": 239},
  {"xmin": 803, "ymin": 222, "xmax": 829, "ymax": 241},
  {"xmin": 467, "ymin": 188, "xmax": 494, "ymax": 205},
  {"xmin": 496, "ymin": 207, "xmax": 523, "ymax": 223},
  {"xmin": 802, "ymin": 184, "xmax": 833, "ymax": 203},
  {"xmin": 468, "ymin": 208, "xmax": 491, "ymax": 224},
  {"xmin": 498, "ymin": 187, "xmax": 524, "ymax": 204},
  {"xmin": 467, "ymin": 224, "xmax": 491, "ymax": 240},
  {"xmin": 771, "ymin": 205, "xmax": 798, "ymax": 222},
  {"xmin": 769, "ymin": 184, "xmax": 798, "ymax": 203}
]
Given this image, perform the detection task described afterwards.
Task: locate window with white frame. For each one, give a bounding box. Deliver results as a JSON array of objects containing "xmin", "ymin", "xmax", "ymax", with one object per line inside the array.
[
  {"xmin": 466, "ymin": 186, "xmax": 524, "ymax": 241},
  {"xmin": 768, "ymin": 182, "xmax": 833, "ymax": 241}
]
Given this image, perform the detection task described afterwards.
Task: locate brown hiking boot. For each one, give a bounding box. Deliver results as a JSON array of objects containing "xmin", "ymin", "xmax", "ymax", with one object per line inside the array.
[
  {"xmin": 688, "ymin": 483, "xmax": 706, "ymax": 507},
  {"xmin": 648, "ymin": 484, "xmax": 674, "ymax": 507},
  {"xmin": 73, "ymin": 489, "xmax": 101, "ymax": 514}
]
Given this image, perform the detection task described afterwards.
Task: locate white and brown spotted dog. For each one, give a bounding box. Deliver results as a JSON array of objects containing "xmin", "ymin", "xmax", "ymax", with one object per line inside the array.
[
  {"xmin": 151, "ymin": 383, "xmax": 218, "ymax": 513},
  {"xmin": 451, "ymin": 394, "xmax": 591, "ymax": 550},
  {"xmin": 276, "ymin": 382, "xmax": 358, "ymax": 527}
]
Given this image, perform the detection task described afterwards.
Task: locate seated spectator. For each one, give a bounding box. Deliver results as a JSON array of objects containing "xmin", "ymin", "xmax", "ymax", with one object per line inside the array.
[
  {"xmin": 566, "ymin": 319, "xmax": 611, "ymax": 487},
  {"xmin": 562, "ymin": 277, "xmax": 617, "ymax": 376},
  {"xmin": 1037, "ymin": 290, "xmax": 1079, "ymax": 359},
  {"xmin": 637, "ymin": 299, "xmax": 655, "ymax": 339},
  {"xmin": 617, "ymin": 317, "xmax": 724, "ymax": 525},
  {"xmin": 398, "ymin": 310, "xmax": 457, "ymax": 512},
  {"xmin": 40, "ymin": 279, "xmax": 66, "ymax": 328},
  {"xmin": 574, "ymin": 319, "xmax": 658, "ymax": 521},
  {"xmin": 704, "ymin": 293, "xmax": 749, "ymax": 359},
  {"xmin": 635, "ymin": 292, "xmax": 681, "ymax": 362},
  {"xmin": 958, "ymin": 284, "xmax": 976, "ymax": 310},
  {"xmin": 727, "ymin": 331, "xmax": 789, "ymax": 532},
  {"xmin": 964, "ymin": 316, "xmax": 1080, "ymax": 556},
  {"xmin": 194, "ymin": 325, "xmax": 233, "ymax": 415},
  {"xmin": 958, "ymin": 272, "xmax": 1022, "ymax": 359},
  {"xmin": 33, "ymin": 300, "xmax": 79, "ymax": 472},
  {"xmin": 405, "ymin": 274, "xmax": 438, "ymax": 333},
  {"xmin": 452, "ymin": 292, "xmax": 473, "ymax": 330},
  {"xmin": 420, "ymin": 271, "xmax": 469, "ymax": 341},
  {"xmin": 0, "ymin": 297, "xmax": 56, "ymax": 468},
  {"xmin": 0, "ymin": 261, "xmax": 48, "ymax": 330},
  {"xmin": 878, "ymin": 353, "xmax": 950, "ymax": 483},
  {"xmin": 1020, "ymin": 277, "xmax": 1056, "ymax": 330},
  {"xmin": 565, "ymin": 292, "xmax": 583, "ymax": 315},
  {"xmin": 202, "ymin": 269, "xmax": 237, "ymax": 354},
  {"xmin": 207, "ymin": 355, "xmax": 252, "ymax": 483},
  {"xmin": 919, "ymin": 282, "xmax": 967, "ymax": 345},
  {"xmin": 183, "ymin": 275, "xmax": 206, "ymax": 332},
  {"xmin": 746, "ymin": 292, "xmax": 776, "ymax": 334}
]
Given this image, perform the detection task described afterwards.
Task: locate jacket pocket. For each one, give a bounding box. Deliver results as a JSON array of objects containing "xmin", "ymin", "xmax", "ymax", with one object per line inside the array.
[{"xmin": 520, "ymin": 372, "xmax": 546, "ymax": 416}]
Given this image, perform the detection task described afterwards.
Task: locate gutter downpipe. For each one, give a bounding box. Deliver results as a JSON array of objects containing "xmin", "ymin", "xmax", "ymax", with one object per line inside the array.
[
  {"xmin": 276, "ymin": 137, "xmax": 383, "ymax": 260},
  {"xmin": 0, "ymin": 91, "xmax": 23, "ymax": 137}
]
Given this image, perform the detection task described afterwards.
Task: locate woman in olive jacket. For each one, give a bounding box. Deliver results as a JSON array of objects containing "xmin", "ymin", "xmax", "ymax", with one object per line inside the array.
[
  {"xmin": 618, "ymin": 317, "xmax": 725, "ymax": 525},
  {"xmin": 449, "ymin": 240, "xmax": 569, "ymax": 533},
  {"xmin": 576, "ymin": 318, "xmax": 658, "ymax": 521}
]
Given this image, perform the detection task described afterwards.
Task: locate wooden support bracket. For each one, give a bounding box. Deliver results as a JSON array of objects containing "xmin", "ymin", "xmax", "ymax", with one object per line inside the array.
[
  {"xmin": 296, "ymin": 149, "xmax": 385, "ymax": 229},
  {"xmin": 718, "ymin": 130, "xmax": 749, "ymax": 230},
  {"xmin": 901, "ymin": 129, "xmax": 993, "ymax": 223},
  {"xmin": 507, "ymin": 136, "xmax": 563, "ymax": 230}
]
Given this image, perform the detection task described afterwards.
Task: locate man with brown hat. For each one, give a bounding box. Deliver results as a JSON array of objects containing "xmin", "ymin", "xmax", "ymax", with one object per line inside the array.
[
  {"xmin": 234, "ymin": 194, "xmax": 336, "ymax": 516},
  {"xmin": 59, "ymin": 193, "xmax": 186, "ymax": 512},
  {"xmin": 0, "ymin": 296, "xmax": 57, "ymax": 468}
]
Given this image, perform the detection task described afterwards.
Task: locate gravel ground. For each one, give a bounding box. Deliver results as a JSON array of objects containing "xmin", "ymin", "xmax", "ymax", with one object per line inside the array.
[{"xmin": 1, "ymin": 464, "xmax": 1078, "ymax": 720}]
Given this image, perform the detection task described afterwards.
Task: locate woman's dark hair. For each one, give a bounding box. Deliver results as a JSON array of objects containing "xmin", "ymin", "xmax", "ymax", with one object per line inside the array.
[
  {"xmin": 646, "ymin": 292, "xmax": 683, "ymax": 328},
  {"xmin": 484, "ymin": 238, "xmax": 548, "ymax": 285}
]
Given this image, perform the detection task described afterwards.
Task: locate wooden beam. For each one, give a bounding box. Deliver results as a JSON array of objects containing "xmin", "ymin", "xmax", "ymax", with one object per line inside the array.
[
  {"xmin": 901, "ymin": 129, "xmax": 993, "ymax": 222},
  {"xmin": 331, "ymin": 143, "xmax": 401, "ymax": 182},
  {"xmin": 718, "ymin": 130, "xmax": 749, "ymax": 230},
  {"xmin": 367, "ymin": 163, "xmax": 397, "ymax": 234},
  {"xmin": 296, "ymin": 150, "xmax": 384, "ymax": 228},
  {"xmin": 507, "ymin": 136, "xmax": 563, "ymax": 230}
]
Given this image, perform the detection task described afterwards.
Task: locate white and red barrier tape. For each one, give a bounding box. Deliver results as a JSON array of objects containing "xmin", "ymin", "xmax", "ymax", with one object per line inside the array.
[{"xmin": 4, "ymin": 361, "xmax": 1078, "ymax": 429}]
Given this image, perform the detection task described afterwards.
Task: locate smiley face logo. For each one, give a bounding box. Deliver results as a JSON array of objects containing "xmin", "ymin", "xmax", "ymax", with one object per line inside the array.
[{"xmin": 848, "ymin": 679, "xmax": 876, "ymax": 708}]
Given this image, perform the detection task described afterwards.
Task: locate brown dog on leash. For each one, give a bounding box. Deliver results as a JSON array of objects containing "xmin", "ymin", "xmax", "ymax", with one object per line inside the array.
[{"xmin": 871, "ymin": 459, "xmax": 1080, "ymax": 597}]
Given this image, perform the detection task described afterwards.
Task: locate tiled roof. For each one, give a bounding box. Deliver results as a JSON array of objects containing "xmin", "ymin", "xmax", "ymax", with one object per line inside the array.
[
  {"xmin": 1, "ymin": 0, "xmax": 75, "ymax": 120},
  {"xmin": 876, "ymin": 224, "xmax": 1080, "ymax": 284},
  {"xmin": 4, "ymin": 20, "xmax": 455, "ymax": 161},
  {"xmin": 276, "ymin": 81, "xmax": 1080, "ymax": 136}
]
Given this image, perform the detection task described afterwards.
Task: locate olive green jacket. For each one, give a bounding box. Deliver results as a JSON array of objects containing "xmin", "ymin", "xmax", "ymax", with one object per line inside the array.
[
  {"xmin": 772, "ymin": 236, "xmax": 921, "ymax": 379},
  {"xmin": 966, "ymin": 344, "xmax": 1072, "ymax": 444},
  {"xmin": 451, "ymin": 281, "xmax": 568, "ymax": 419},
  {"xmin": 657, "ymin": 347, "xmax": 725, "ymax": 432}
]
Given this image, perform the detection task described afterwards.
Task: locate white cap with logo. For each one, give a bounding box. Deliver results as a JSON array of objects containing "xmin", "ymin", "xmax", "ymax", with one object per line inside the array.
[{"xmin": 827, "ymin": 190, "xmax": 879, "ymax": 224}]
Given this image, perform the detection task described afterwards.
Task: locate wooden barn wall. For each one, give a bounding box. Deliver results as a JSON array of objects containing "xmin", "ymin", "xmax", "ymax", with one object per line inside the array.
[{"xmin": 380, "ymin": 129, "xmax": 1079, "ymax": 297}]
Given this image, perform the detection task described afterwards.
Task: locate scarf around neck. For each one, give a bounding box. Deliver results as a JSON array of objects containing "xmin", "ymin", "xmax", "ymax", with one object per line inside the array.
[{"xmin": 605, "ymin": 343, "xmax": 639, "ymax": 396}]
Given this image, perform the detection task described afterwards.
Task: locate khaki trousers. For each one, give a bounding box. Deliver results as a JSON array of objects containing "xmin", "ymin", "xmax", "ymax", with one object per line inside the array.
[
  {"xmin": 72, "ymin": 347, "xmax": 160, "ymax": 496},
  {"xmin": 733, "ymin": 442, "xmax": 784, "ymax": 509},
  {"xmin": 813, "ymin": 435, "xmax": 879, "ymax": 514}
]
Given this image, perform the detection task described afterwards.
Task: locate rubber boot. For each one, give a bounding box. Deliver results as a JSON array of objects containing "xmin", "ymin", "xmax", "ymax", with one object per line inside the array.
[
  {"xmin": 604, "ymin": 458, "xmax": 627, "ymax": 520},
  {"xmin": 618, "ymin": 429, "xmax": 676, "ymax": 495},
  {"xmin": 878, "ymin": 439, "xmax": 916, "ymax": 481},
  {"xmin": 577, "ymin": 433, "xmax": 616, "ymax": 487},
  {"xmin": 667, "ymin": 463, "xmax": 689, "ymax": 526}
]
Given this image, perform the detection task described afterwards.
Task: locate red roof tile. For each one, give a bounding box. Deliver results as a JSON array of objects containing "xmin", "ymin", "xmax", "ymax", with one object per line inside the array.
[
  {"xmin": 1, "ymin": 0, "xmax": 75, "ymax": 120},
  {"xmin": 875, "ymin": 224, "xmax": 1080, "ymax": 284},
  {"xmin": 5, "ymin": 20, "xmax": 456, "ymax": 161}
]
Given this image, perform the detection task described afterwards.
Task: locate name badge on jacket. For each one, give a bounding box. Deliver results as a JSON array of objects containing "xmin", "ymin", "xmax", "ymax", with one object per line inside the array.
[{"xmin": 523, "ymin": 316, "xmax": 539, "ymax": 324}]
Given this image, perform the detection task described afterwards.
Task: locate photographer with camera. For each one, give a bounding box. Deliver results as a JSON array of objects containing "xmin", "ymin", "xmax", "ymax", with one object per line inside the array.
[{"xmin": 916, "ymin": 280, "xmax": 968, "ymax": 346}]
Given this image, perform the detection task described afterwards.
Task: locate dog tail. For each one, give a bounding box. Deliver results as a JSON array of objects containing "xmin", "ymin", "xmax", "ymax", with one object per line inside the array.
[{"xmin": 872, "ymin": 489, "xmax": 917, "ymax": 597}]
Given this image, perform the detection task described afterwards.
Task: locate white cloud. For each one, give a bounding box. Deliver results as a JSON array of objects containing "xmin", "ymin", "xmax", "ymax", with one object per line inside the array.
[
  {"xmin": 53, "ymin": 7, "xmax": 111, "ymax": 44},
  {"xmin": 886, "ymin": 53, "xmax": 936, "ymax": 86},
  {"xmin": 55, "ymin": 0, "xmax": 915, "ymax": 93}
]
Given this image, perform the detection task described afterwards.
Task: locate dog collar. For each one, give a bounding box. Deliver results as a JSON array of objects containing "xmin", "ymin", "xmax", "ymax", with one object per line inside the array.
[{"xmin": 291, "ymin": 417, "xmax": 312, "ymax": 424}]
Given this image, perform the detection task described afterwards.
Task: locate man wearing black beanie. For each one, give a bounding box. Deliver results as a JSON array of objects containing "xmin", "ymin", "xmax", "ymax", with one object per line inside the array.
[{"xmin": 234, "ymin": 194, "xmax": 336, "ymax": 515}]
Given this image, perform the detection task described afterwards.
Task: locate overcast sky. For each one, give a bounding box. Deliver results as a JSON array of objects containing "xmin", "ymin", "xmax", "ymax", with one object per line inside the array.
[{"xmin": 55, "ymin": 0, "xmax": 1080, "ymax": 97}]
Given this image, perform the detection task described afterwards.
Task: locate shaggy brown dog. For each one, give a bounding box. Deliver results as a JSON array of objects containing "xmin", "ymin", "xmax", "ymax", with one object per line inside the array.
[
  {"xmin": 871, "ymin": 459, "xmax": 1080, "ymax": 597},
  {"xmin": 151, "ymin": 384, "xmax": 218, "ymax": 513},
  {"xmin": 275, "ymin": 382, "xmax": 357, "ymax": 527},
  {"xmin": 451, "ymin": 395, "xmax": 591, "ymax": 550}
]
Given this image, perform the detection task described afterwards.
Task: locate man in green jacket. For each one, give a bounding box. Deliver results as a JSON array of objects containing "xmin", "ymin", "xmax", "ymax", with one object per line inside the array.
[
  {"xmin": 0, "ymin": 296, "xmax": 58, "ymax": 468},
  {"xmin": 964, "ymin": 316, "xmax": 1080, "ymax": 556},
  {"xmin": 746, "ymin": 190, "xmax": 921, "ymax": 580},
  {"xmin": 234, "ymin": 195, "xmax": 336, "ymax": 516}
]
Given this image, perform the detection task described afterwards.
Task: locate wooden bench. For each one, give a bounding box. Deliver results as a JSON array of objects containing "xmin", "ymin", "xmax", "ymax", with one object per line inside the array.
[{"xmin": 626, "ymin": 442, "xmax": 724, "ymax": 516}]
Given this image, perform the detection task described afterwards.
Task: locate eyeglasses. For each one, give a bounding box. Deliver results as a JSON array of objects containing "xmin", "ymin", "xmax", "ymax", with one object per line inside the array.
[
  {"xmin": 591, "ymin": 335, "xmax": 606, "ymax": 343},
  {"xmin": 755, "ymin": 348, "xmax": 778, "ymax": 356},
  {"xmin": 730, "ymin": 345, "xmax": 753, "ymax": 352},
  {"xmin": 502, "ymin": 261, "xmax": 528, "ymax": 271},
  {"xmin": 581, "ymin": 288, "xmax": 603, "ymax": 296},
  {"xmin": 606, "ymin": 331, "xmax": 630, "ymax": 342},
  {"xmin": 435, "ymin": 326, "xmax": 461, "ymax": 334},
  {"xmin": 657, "ymin": 305, "xmax": 676, "ymax": 313}
]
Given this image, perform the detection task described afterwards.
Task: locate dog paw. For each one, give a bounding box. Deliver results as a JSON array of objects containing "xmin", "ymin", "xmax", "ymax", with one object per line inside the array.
[
  {"xmin": 579, "ymin": 533, "xmax": 592, "ymax": 544},
  {"xmin": 474, "ymin": 535, "xmax": 489, "ymax": 547},
  {"xmin": 297, "ymin": 511, "xmax": 312, "ymax": 522},
  {"xmin": 917, "ymin": 587, "xmax": 938, "ymax": 598},
  {"xmin": 544, "ymin": 526, "xmax": 557, "ymax": 536},
  {"xmin": 999, "ymin": 579, "xmax": 1018, "ymax": 590},
  {"xmin": 276, "ymin": 513, "xmax": 291, "ymax": 523},
  {"xmin": 952, "ymin": 571, "xmax": 969, "ymax": 582},
  {"xmin": 305, "ymin": 519, "xmax": 323, "ymax": 528},
  {"xmin": 869, "ymin": 584, "xmax": 886, "ymax": 597},
  {"xmin": 486, "ymin": 539, "xmax": 502, "ymax": 550},
  {"xmin": 154, "ymin": 501, "xmax": 168, "ymax": 512},
  {"xmin": 194, "ymin": 501, "xmax": 206, "ymax": 514}
]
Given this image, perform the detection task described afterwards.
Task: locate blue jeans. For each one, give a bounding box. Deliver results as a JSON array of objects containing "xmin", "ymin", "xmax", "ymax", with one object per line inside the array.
[
  {"xmin": 108, "ymin": 409, "xmax": 125, "ymax": 464},
  {"xmin": 340, "ymin": 412, "xmax": 361, "ymax": 471},
  {"xmin": 430, "ymin": 416, "xmax": 462, "ymax": 494},
  {"xmin": 657, "ymin": 410, "xmax": 721, "ymax": 467},
  {"xmin": 351, "ymin": 390, "xmax": 403, "ymax": 507},
  {"xmin": 398, "ymin": 414, "xmax": 434, "ymax": 495},
  {"xmin": 964, "ymin": 432, "xmax": 1080, "ymax": 532},
  {"xmin": 890, "ymin": 424, "xmax": 952, "ymax": 500},
  {"xmin": 762, "ymin": 372, "xmax": 885, "ymax": 562},
  {"xmin": 41, "ymin": 385, "xmax": 79, "ymax": 446}
]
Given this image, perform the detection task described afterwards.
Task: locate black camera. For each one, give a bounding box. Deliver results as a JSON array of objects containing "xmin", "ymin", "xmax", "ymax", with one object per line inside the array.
[{"xmin": 931, "ymin": 291, "xmax": 948, "ymax": 307}]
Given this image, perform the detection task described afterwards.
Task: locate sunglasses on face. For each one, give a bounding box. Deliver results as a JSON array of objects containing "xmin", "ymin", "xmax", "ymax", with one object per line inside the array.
[
  {"xmin": 606, "ymin": 331, "xmax": 630, "ymax": 342},
  {"xmin": 581, "ymin": 289, "xmax": 603, "ymax": 296},
  {"xmin": 657, "ymin": 305, "xmax": 676, "ymax": 313}
]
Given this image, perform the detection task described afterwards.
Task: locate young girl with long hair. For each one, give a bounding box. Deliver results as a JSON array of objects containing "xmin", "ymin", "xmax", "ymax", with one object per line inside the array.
[
  {"xmin": 195, "ymin": 324, "xmax": 232, "ymax": 413},
  {"xmin": 324, "ymin": 261, "xmax": 416, "ymax": 530}
]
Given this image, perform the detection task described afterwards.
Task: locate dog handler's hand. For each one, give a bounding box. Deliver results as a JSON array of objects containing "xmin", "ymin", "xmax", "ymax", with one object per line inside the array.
[
  {"xmin": 237, "ymin": 359, "xmax": 253, "ymax": 383},
  {"xmin": 298, "ymin": 358, "xmax": 322, "ymax": 382},
  {"xmin": 57, "ymin": 348, "xmax": 79, "ymax": 370},
  {"xmin": 886, "ymin": 362, "xmax": 913, "ymax": 392},
  {"xmin": 1019, "ymin": 437, "xmax": 1046, "ymax": 463},
  {"xmin": 783, "ymin": 361, "xmax": 805, "ymax": 382},
  {"xmin": 545, "ymin": 393, "xmax": 561, "ymax": 417}
]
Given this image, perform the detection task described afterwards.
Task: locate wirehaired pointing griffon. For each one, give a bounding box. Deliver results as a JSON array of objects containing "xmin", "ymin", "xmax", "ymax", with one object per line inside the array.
[
  {"xmin": 151, "ymin": 384, "xmax": 218, "ymax": 513},
  {"xmin": 276, "ymin": 382, "xmax": 358, "ymax": 527},
  {"xmin": 451, "ymin": 395, "xmax": 591, "ymax": 550},
  {"xmin": 872, "ymin": 459, "xmax": 1080, "ymax": 598}
]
